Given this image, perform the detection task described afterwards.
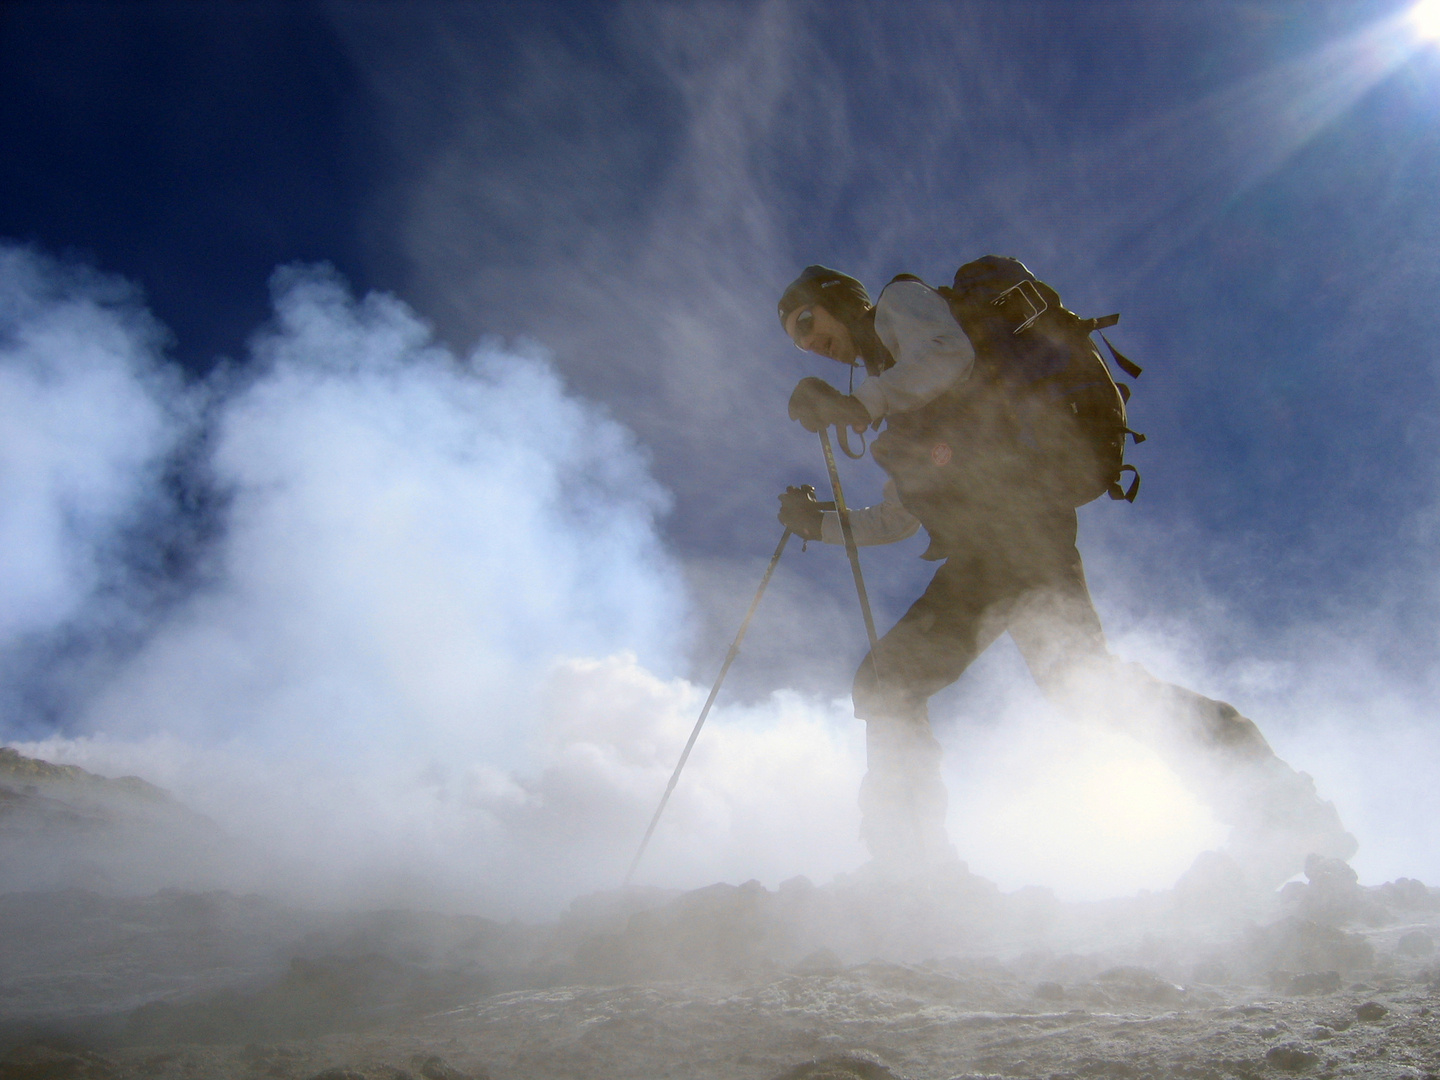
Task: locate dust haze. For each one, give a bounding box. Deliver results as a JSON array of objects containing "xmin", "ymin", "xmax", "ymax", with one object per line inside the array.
[
  {"xmin": 5, "ymin": 2, "xmax": 1440, "ymax": 1076},
  {"xmin": 2, "ymin": 235, "xmax": 1435, "ymax": 914}
]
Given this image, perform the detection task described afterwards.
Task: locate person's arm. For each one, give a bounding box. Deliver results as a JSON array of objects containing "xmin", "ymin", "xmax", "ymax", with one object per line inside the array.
[
  {"xmin": 818, "ymin": 480, "xmax": 919, "ymax": 546},
  {"xmin": 852, "ymin": 279, "xmax": 975, "ymax": 420}
]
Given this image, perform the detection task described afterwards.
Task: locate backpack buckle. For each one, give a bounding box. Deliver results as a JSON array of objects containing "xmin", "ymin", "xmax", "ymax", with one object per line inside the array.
[{"xmin": 993, "ymin": 279, "xmax": 1048, "ymax": 334}]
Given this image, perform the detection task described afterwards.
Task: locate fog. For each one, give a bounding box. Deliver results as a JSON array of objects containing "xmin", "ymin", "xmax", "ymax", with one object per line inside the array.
[
  {"xmin": 2, "ymin": 245, "xmax": 871, "ymax": 914},
  {"xmin": 4, "ymin": 236, "xmax": 1437, "ymax": 919},
  {"xmin": 4, "ymin": 2, "xmax": 1440, "ymax": 920}
]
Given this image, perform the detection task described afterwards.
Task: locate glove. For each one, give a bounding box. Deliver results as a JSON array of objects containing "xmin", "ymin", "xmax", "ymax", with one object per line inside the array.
[
  {"xmin": 777, "ymin": 484, "xmax": 824, "ymax": 541},
  {"xmin": 788, "ymin": 377, "xmax": 871, "ymax": 434}
]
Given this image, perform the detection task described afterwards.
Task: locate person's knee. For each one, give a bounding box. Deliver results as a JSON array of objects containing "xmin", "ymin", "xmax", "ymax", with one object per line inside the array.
[
  {"xmin": 1129, "ymin": 669, "xmax": 1277, "ymax": 763},
  {"xmin": 1204, "ymin": 700, "xmax": 1271, "ymax": 756},
  {"xmin": 852, "ymin": 654, "xmax": 882, "ymax": 719},
  {"xmin": 1028, "ymin": 649, "xmax": 1120, "ymax": 716},
  {"xmin": 852, "ymin": 653, "xmax": 929, "ymax": 721}
]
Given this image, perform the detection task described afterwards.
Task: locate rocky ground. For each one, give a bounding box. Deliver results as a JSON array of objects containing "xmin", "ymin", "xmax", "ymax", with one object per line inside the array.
[{"xmin": 3, "ymin": 749, "xmax": 1440, "ymax": 1080}]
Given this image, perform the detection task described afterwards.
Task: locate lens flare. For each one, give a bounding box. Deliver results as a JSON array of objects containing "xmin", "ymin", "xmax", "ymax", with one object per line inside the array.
[{"xmin": 1413, "ymin": 0, "xmax": 1440, "ymax": 43}]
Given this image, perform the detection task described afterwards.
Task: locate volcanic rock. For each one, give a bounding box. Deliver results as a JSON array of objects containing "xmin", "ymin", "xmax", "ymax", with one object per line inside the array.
[
  {"xmin": 0, "ymin": 747, "xmax": 222, "ymax": 894},
  {"xmin": 1355, "ymin": 1000, "xmax": 1388, "ymax": 1021}
]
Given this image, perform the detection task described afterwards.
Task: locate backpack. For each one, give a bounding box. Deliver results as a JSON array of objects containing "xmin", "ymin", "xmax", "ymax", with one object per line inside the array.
[{"xmin": 884, "ymin": 256, "xmax": 1144, "ymax": 509}]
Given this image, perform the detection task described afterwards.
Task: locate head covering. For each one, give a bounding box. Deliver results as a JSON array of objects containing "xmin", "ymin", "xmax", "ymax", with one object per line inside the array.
[{"xmin": 777, "ymin": 265, "xmax": 871, "ymax": 328}]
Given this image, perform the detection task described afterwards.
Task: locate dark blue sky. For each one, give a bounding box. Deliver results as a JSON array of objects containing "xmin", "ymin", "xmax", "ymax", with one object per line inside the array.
[
  {"xmin": 1, "ymin": 1, "xmax": 386, "ymax": 368},
  {"xmin": 4, "ymin": 0, "xmax": 1439, "ymax": 692}
]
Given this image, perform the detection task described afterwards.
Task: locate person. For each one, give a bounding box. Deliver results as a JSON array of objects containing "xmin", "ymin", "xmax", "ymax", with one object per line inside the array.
[{"xmin": 774, "ymin": 262, "xmax": 1356, "ymax": 886}]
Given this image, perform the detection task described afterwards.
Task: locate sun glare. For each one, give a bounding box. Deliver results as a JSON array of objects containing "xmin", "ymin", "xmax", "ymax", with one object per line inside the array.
[{"xmin": 1413, "ymin": 0, "xmax": 1440, "ymax": 44}]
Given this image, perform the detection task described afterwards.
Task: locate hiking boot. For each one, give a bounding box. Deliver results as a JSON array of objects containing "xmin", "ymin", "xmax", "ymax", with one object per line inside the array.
[
  {"xmin": 858, "ymin": 717, "xmax": 956, "ymax": 871},
  {"xmin": 1225, "ymin": 767, "xmax": 1357, "ymax": 889}
]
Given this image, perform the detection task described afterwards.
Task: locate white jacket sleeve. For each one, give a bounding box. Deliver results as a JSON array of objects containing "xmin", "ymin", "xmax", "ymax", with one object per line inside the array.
[
  {"xmin": 819, "ymin": 480, "xmax": 919, "ymax": 547},
  {"xmin": 852, "ymin": 279, "xmax": 974, "ymax": 420}
]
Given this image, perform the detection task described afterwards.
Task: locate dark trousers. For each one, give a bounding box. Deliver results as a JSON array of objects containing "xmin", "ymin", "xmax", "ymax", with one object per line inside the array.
[{"xmin": 849, "ymin": 503, "xmax": 1349, "ymax": 880}]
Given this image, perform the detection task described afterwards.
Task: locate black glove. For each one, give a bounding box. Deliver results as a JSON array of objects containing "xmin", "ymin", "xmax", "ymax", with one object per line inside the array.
[
  {"xmin": 787, "ymin": 377, "xmax": 871, "ymax": 434},
  {"xmin": 777, "ymin": 484, "xmax": 824, "ymax": 541}
]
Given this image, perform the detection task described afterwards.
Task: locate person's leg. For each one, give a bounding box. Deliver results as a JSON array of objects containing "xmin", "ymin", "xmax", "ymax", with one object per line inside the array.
[
  {"xmin": 1001, "ymin": 510, "xmax": 1354, "ymax": 886},
  {"xmin": 1002, "ymin": 537, "xmax": 1277, "ymax": 783},
  {"xmin": 1114, "ymin": 668, "xmax": 1356, "ymax": 885},
  {"xmin": 852, "ymin": 553, "xmax": 1012, "ymax": 869}
]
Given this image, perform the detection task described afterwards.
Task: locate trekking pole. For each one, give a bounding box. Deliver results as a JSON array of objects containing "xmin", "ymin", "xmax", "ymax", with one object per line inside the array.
[
  {"xmin": 820, "ymin": 428, "xmax": 917, "ymax": 838},
  {"xmin": 624, "ymin": 527, "xmax": 794, "ymax": 887},
  {"xmin": 818, "ymin": 426, "xmax": 880, "ymax": 653}
]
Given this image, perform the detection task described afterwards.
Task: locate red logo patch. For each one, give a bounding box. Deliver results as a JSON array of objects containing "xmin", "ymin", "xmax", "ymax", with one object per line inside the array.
[{"xmin": 930, "ymin": 442, "xmax": 953, "ymax": 466}]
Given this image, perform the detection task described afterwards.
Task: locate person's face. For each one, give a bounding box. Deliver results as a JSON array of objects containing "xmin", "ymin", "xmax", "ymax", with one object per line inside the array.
[{"xmin": 784, "ymin": 303, "xmax": 858, "ymax": 367}]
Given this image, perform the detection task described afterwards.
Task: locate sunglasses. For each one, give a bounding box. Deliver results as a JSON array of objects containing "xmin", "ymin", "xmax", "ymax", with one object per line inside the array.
[{"xmin": 790, "ymin": 307, "xmax": 815, "ymax": 347}]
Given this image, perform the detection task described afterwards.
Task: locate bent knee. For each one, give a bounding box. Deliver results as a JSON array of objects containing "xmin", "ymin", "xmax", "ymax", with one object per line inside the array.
[
  {"xmin": 1206, "ymin": 701, "xmax": 1271, "ymax": 755},
  {"xmin": 852, "ymin": 654, "xmax": 883, "ymax": 719},
  {"xmin": 851, "ymin": 653, "xmax": 931, "ymax": 722}
]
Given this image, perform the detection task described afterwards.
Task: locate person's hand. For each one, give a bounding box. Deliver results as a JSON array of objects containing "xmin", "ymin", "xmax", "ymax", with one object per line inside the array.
[
  {"xmin": 788, "ymin": 377, "xmax": 870, "ymax": 433},
  {"xmin": 777, "ymin": 484, "xmax": 824, "ymax": 541}
]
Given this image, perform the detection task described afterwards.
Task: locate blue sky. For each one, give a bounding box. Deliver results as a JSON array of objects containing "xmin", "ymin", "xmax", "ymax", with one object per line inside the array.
[{"xmin": 3, "ymin": 1, "xmax": 1439, "ymax": 905}]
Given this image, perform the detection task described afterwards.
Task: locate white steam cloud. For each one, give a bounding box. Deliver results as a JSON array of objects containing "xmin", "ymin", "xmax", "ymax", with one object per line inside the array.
[
  {"xmin": 0, "ymin": 246, "xmax": 871, "ymax": 913},
  {"xmin": 0, "ymin": 247, "xmax": 185, "ymax": 643},
  {"xmin": 81, "ymin": 264, "xmax": 686, "ymax": 755},
  {"xmin": 4, "ymin": 241, "xmax": 1435, "ymax": 917}
]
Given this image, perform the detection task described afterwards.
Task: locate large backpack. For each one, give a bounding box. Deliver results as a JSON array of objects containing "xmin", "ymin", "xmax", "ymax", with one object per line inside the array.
[{"xmin": 876, "ymin": 256, "xmax": 1144, "ymax": 512}]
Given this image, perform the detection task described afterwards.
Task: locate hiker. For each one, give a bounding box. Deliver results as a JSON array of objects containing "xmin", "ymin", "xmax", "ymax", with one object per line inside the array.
[{"xmin": 775, "ymin": 262, "xmax": 1355, "ymax": 886}]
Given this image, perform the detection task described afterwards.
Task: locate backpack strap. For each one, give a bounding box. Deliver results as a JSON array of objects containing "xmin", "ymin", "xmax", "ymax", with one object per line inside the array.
[
  {"xmin": 1080, "ymin": 313, "xmax": 1120, "ymax": 332},
  {"xmin": 853, "ymin": 273, "xmax": 937, "ymax": 376},
  {"xmin": 1108, "ymin": 465, "xmax": 1141, "ymax": 502},
  {"xmin": 1100, "ymin": 332, "xmax": 1143, "ymax": 379}
]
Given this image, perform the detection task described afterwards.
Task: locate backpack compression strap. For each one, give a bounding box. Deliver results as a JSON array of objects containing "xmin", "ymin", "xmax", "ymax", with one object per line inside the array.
[
  {"xmin": 1108, "ymin": 465, "xmax": 1141, "ymax": 503},
  {"xmin": 1099, "ymin": 332, "xmax": 1143, "ymax": 378}
]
